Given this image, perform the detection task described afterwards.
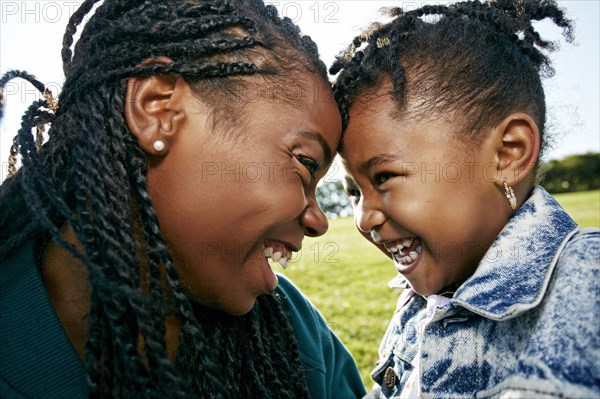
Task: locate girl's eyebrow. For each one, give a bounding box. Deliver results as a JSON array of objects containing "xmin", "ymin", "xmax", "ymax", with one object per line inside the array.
[
  {"xmin": 360, "ymin": 153, "xmax": 401, "ymax": 172},
  {"xmin": 294, "ymin": 130, "xmax": 333, "ymax": 165}
]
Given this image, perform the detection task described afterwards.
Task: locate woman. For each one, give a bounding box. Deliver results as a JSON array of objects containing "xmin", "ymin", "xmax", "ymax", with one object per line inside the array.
[{"xmin": 0, "ymin": 0, "xmax": 366, "ymax": 397}]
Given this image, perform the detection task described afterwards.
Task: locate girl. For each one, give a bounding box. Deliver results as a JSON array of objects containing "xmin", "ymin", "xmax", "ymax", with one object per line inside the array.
[
  {"xmin": 0, "ymin": 0, "xmax": 366, "ymax": 397},
  {"xmin": 331, "ymin": 0, "xmax": 599, "ymax": 398}
]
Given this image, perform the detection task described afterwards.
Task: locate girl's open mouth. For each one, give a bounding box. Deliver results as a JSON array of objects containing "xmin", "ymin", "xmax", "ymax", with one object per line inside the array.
[{"xmin": 384, "ymin": 237, "xmax": 422, "ymax": 272}]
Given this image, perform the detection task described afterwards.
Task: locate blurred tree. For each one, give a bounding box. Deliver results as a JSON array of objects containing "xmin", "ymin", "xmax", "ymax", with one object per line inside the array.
[
  {"xmin": 316, "ymin": 180, "xmax": 353, "ymax": 218},
  {"xmin": 540, "ymin": 152, "xmax": 600, "ymax": 193}
]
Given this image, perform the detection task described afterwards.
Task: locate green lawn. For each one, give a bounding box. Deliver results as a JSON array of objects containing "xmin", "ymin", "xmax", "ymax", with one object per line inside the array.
[
  {"xmin": 280, "ymin": 189, "xmax": 599, "ymax": 388},
  {"xmin": 553, "ymin": 189, "xmax": 600, "ymax": 227}
]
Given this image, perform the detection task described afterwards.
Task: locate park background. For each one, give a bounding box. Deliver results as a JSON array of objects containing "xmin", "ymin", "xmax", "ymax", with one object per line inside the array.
[{"xmin": 1, "ymin": 0, "xmax": 598, "ymax": 387}]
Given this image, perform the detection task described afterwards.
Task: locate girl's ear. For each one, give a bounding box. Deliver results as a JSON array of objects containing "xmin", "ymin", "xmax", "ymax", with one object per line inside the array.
[
  {"xmin": 493, "ymin": 112, "xmax": 540, "ymax": 187},
  {"xmin": 124, "ymin": 74, "xmax": 185, "ymax": 156}
]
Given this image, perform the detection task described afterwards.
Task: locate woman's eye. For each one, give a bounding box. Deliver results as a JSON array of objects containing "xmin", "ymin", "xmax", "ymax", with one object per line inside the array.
[{"xmin": 297, "ymin": 155, "xmax": 320, "ymax": 180}]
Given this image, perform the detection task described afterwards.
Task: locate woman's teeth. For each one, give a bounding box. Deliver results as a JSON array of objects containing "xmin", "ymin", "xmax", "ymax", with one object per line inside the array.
[{"xmin": 263, "ymin": 246, "xmax": 291, "ymax": 269}]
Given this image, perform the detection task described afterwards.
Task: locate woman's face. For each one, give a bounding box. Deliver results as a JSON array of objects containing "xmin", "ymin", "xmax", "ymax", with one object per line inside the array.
[{"xmin": 147, "ymin": 75, "xmax": 341, "ymax": 315}]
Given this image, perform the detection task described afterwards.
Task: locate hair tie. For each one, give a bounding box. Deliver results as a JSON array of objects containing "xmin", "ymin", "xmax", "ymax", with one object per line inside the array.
[{"xmin": 43, "ymin": 88, "xmax": 59, "ymax": 113}]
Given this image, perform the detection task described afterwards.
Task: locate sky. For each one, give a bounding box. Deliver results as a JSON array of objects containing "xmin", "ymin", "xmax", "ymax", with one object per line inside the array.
[{"xmin": 1, "ymin": 0, "xmax": 598, "ymax": 181}]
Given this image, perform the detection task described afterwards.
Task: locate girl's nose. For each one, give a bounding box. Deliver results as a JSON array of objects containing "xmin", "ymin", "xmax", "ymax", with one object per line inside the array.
[{"xmin": 355, "ymin": 196, "xmax": 386, "ymax": 233}]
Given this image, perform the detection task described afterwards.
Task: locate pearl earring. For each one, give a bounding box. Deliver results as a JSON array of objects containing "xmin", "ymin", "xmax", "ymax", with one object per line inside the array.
[
  {"xmin": 502, "ymin": 177, "xmax": 517, "ymax": 210},
  {"xmin": 152, "ymin": 140, "xmax": 165, "ymax": 152}
]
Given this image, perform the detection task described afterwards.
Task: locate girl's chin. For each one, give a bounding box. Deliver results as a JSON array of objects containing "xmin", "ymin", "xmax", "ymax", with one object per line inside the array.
[
  {"xmin": 409, "ymin": 281, "xmax": 459, "ymax": 298},
  {"xmin": 407, "ymin": 280, "xmax": 444, "ymax": 297}
]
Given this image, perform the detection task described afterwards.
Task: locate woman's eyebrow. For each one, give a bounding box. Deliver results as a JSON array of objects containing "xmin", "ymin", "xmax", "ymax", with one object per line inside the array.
[{"xmin": 294, "ymin": 130, "xmax": 333, "ymax": 165}]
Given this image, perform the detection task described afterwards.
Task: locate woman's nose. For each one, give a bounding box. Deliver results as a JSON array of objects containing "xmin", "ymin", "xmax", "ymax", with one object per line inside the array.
[{"xmin": 300, "ymin": 198, "xmax": 329, "ymax": 237}]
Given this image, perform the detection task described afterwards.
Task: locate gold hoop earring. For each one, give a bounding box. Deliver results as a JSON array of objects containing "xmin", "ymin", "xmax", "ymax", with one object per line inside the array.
[{"xmin": 502, "ymin": 177, "xmax": 517, "ymax": 210}]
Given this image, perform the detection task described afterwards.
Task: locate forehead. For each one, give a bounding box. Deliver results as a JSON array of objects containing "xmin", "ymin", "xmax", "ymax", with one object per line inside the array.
[
  {"xmin": 206, "ymin": 73, "xmax": 341, "ymax": 149},
  {"xmin": 340, "ymin": 87, "xmax": 466, "ymax": 171},
  {"xmin": 288, "ymin": 75, "xmax": 341, "ymax": 155},
  {"xmin": 245, "ymin": 74, "xmax": 341, "ymax": 156},
  {"xmin": 344, "ymin": 78, "xmax": 471, "ymax": 136},
  {"xmin": 341, "ymin": 87, "xmax": 400, "ymax": 152}
]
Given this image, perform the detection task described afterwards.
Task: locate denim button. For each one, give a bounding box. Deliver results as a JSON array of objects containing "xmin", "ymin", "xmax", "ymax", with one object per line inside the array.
[{"xmin": 384, "ymin": 367, "xmax": 397, "ymax": 390}]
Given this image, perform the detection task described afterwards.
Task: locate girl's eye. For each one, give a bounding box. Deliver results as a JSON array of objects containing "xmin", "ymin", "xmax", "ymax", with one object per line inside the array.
[
  {"xmin": 343, "ymin": 182, "xmax": 361, "ymax": 201},
  {"xmin": 374, "ymin": 172, "xmax": 394, "ymax": 185},
  {"xmin": 297, "ymin": 155, "xmax": 320, "ymax": 180},
  {"xmin": 346, "ymin": 188, "xmax": 361, "ymax": 199}
]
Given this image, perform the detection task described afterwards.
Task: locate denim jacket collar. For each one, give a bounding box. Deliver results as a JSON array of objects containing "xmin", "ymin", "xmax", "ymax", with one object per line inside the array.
[{"xmin": 452, "ymin": 186, "xmax": 578, "ymax": 320}]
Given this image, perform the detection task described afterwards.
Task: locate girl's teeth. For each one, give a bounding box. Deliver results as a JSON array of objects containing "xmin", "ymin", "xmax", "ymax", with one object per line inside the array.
[
  {"xmin": 387, "ymin": 237, "xmax": 418, "ymax": 254},
  {"xmin": 390, "ymin": 240, "xmax": 422, "ymax": 265},
  {"xmin": 272, "ymin": 251, "xmax": 282, "ymax": 262}
]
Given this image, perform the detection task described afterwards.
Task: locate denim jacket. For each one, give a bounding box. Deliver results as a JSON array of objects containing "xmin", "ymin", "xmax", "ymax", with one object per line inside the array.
[{"xmin": 370, "ymin": 186, "xmax": 600, "ymax": 399}]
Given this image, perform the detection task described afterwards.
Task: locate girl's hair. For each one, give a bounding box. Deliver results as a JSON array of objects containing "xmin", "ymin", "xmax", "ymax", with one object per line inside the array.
[
  {"xmin": 330, "ymin": 0, "xmax": 574, "ymax": 159},
  {"xmin": 0, "ymin": 0, "xmax": 327, "ymax": 397}
]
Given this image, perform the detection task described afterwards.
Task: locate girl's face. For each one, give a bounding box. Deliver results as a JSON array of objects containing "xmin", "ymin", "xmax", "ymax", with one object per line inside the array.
[
  {"xmin": 340, "ymin": 88, "xmax": 508, "ymax": 296},
  {"xmin": 148, "ymin": 75, "xmax": 341, "ymax": 315}
]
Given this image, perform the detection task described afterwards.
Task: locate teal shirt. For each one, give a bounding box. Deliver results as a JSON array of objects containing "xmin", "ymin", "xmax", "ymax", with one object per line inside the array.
[
  {"xmin": 0, "ymin": 243, "xmax": 366, "ymax": 398},
  {"xmin": 275, "ymin": 274, "xmax": 366, "ymax": 398}
]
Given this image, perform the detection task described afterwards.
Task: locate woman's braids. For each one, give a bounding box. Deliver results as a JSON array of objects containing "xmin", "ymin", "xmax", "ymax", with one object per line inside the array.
[
  {"xmin": 331, "ymin": 0, "xmax": 574, "ymax": 158},
  {"xmin": 0, "ymin": 0, "xmax": 326, "ymax": 397}
]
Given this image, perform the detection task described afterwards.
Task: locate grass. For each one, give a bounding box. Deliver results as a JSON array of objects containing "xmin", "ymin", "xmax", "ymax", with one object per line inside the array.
[
  {"xmin": 553, "ymin": 190, "xmax": 600, "ymax": 228},
  {"xmin": 280, "ymin": 189, "xmax": 599, "ymax": 388}
]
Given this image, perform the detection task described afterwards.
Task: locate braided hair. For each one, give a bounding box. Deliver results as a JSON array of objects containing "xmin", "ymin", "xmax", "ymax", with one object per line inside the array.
[
  {"xmin": 0, "ymin": 0, "xmax": 327, "ymax": 397},
  {"xmin": 330, "ymin": 0, "xmax": 573, "ymax": 159}
]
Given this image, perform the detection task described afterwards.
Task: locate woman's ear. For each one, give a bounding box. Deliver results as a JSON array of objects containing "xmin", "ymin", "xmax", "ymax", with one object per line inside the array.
[
  {"xmin": 124, "ymin": 74, "xmax": 185, "ymax": 156},
  {"xmin": 493, "ymin": 112, "xmax": 540, "ymax": 187}
]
